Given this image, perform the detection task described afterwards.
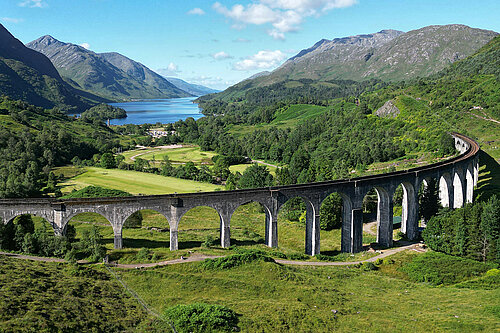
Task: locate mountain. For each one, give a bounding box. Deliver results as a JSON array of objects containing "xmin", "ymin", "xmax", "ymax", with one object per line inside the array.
[
  {"xmin": 0, "ymin": 24, "xmax": 101, "ymax": 111},
  {"xmin": 26, "ymin": 36, "xmax": 191, "ymax": 101},
  {"xmin": 212, "ymin": 25, "xmax": 497, "ymax": 101},
  {"xmin": 99, "ymin": 52, "xmax": 191, "ymax": 97},
  {"xmin": 164, "ymin": 77, "xmax": 219, "ymax": 96}
]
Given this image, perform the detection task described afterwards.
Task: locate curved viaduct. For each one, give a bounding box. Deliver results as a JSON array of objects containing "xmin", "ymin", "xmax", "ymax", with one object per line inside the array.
[{"xmin": 0, "ymin": 133, "xmax": 480, "ymax": 255}]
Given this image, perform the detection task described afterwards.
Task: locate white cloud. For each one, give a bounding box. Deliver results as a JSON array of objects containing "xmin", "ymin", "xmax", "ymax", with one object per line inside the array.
[
  {"xmin": 233, "ymin": 50, "xmax": 287, "ymax": 71},
  {"xmin": 19, "ymin": 0, "xmax": 47, "ymax": 8},
  {"xmin": 1, "ymin": 17, "xmax": 24, "ymax": 23},
  {"xmin": 187, "ymin": 75, "xmax": 235, "ymax": 90},
  {"xmin": 187, "ymin": 8, "xmax": 205, "ymax": 15},
  {"xmin": 211, "ymin": 51, "xmax": 233, "ymax": 60},
  {"xmin": 79, "ymin": 43, "xmax": 90, "ymax": 50},
  {"xmin": 156, "ymin": 62, "xmax": 181, "ymax": 77},
  {"xmin": 213, "ymin": 0, "xmax": 357, "ymax": 40}
]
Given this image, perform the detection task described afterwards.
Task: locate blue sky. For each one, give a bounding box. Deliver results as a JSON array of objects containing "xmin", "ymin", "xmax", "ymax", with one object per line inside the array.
[{"xmin": 1, "ymin": 0, "xmax": 499, "ymax": 90}]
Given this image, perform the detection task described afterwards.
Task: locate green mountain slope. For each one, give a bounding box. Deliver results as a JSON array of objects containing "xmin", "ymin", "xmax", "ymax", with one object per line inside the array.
[
  {"xmin": 27, "ymin": 36, "xmax": 191, "ymax": 101},
  {"xmin": 0, "ymin": 24, "xmax": 102, "ymax": 112},
  {"xmin": 98, "ymin": 52, "xmax": 192, "ymax": 97}
]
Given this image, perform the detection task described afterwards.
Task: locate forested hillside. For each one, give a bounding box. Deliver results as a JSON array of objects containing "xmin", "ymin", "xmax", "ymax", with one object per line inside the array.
[
  {"xmin": 0, "ymin": 96, "xmax": 122, "ymax": 197},
  {"xmin": 362, "ymin": 35, "xmax": 500, "ymax": 160}
]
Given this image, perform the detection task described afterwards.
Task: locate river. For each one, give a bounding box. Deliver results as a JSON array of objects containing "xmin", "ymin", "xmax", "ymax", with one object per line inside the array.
[{"xmin": 108, "ymin": 97, "xmax": 204, "ymax": 125}]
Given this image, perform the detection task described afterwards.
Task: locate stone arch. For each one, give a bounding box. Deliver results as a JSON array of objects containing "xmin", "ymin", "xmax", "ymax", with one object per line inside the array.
[
  {"xmin": 62, "ymin": 210, "xmax": 114, "ymax": 232},
  {"xmin": 453, "ymin": 169, "xmax": 465, "ymax": 208},
  {"xmin": 394, "ymin": 182, "xmax": 418, "ymax": 240},
  {"xmin": 231, "ymin": 200, "xmax": 272, "ymax": 248},
  {"xmin": 63, "ymin": 211, "xmax": 116, "ymax": 248},
  {"xmin": 275, "ymin": 195, "xmax": 310, "ymax": 253},
  {"xmin": 177, "ymin": 205, "xmax": 225, "ymax": 249},
  {"xmin": 466, "ymin": 163, "xmax": 474, "ymax": 203},
  {"xmin": 4, "ymin": 210, "xmax": 52, "ymax": 225},
  {"xmin": 439, "ymin": 173, "xmax": 453, "ymax": 208},
  {"xmin": 361, "ymin": 185, "xmax": 393, "ymax": 248},
  {"xmin": 317, "ymin": 191, "xmax": 352, "ymax": 255},
  {"xmin": 120, "ymin": 209, "xmax": 172, "ymax": 251}
]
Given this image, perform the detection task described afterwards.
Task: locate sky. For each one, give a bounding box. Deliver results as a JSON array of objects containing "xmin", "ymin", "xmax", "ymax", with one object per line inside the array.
[{"xmin": 1, "ymin": 0, "xmax": 499, "ymax": 90}]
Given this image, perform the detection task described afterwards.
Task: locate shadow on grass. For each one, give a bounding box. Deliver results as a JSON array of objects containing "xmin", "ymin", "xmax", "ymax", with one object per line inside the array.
[
  {"xmin": 231, "ymin": 239, "xmax": 266, "ymax": 246},
  {"xmin": 178, "ymin": 241, "xmax": 203, "ymax": 249},
  {"xmin": 123, "ymin": 238, "xmax": 170, "ymax": 249},
  {"xmin": 320, "ymin": 250, "xmax": 342, "ymax": 256},
  {"xmin": 476, "ymin": 150, "xmax": 500, "ymax": 201}
]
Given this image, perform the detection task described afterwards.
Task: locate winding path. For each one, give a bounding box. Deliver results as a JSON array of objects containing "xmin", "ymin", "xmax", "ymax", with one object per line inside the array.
[{"xmin": 0, "ymin": 243, "xmax": 424, "ymax": 268}]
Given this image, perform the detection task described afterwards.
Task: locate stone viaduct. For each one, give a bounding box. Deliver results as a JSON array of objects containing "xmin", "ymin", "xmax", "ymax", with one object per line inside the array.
[{"xmin": 0, "ymin": 133, "xmax": 480, "ymax": 255}]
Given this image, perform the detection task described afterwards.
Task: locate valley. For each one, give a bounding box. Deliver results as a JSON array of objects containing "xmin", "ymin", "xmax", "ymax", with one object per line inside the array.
[{"xmin": 0, "ymin": 8, "xmax": 499, "ymax": 332}]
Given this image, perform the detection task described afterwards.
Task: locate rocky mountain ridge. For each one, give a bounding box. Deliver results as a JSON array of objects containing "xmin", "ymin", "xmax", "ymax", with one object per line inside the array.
[
  {"xmin": 27, "ymin": 35, "xmax": 191, "ymax": 101},
  {"xmin": 213, "ymin": 24, "xmax": 498, "ymax": 100},
  {"xmin": 0, "ymin": 24, "xmax": 103, "ymax": 111}
]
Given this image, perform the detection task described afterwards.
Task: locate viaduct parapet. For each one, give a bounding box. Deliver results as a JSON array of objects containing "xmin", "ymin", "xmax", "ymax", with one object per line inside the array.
[{"xmin": 0, "ymin": 133, "xmax": 480, "ymax": 255}]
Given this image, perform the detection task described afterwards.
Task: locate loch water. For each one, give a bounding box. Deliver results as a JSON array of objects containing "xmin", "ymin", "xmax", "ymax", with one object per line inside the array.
[{"xmin": 109, "ymin": 97, "xmax": 204, "ymax": 125}]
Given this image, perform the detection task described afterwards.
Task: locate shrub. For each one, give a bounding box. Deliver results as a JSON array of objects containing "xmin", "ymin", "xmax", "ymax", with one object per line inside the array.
[
  {"xmin": 399, "ymin": 251, "xmax": 496, "ymax": 285},
  {"xmin": 203, "ymin": 235, "xmax": 218, "ymax": 248},
  {"xmin": 202, "ymin": 250, "xmax": 274, "ymax": 270},
  {"xmin": 136, "ymin": 248, "xmax": 151, "ymax": 261},
  {"xmin": 454, "ymin": 273, "xmax": 500, "ymax": 290},
  {"xmin": 162, "ymin": 303, "xmax": 239, "ymax": 333},
  {"xmin": 361, "ymin": 262, "xmax": 378, "ymax": 271}
]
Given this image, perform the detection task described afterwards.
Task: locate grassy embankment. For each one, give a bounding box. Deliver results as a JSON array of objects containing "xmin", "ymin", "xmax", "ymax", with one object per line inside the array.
[
  {"xmin": 2, "ymin": 245, "xmax": 498, "ymax": 332},
  {"xmin": 0, "ymin": 255, "xmax": 147, "ymax": 332},
  {"xmin": 113, "ymin": 250, "xmax": 500, "ymax": 332}
]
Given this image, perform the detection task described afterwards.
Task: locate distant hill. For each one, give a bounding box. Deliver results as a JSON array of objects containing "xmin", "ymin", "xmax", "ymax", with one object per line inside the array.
[
  {"xmin": 212, "ymin": 25, "xmax": 498, "ymax": 101},
  {"xmin": 165, "ymin": 77, "xmax": 219, "ymax": 96},
  {"xmin": 0, "ymin": 24, "xmax": 102, "ymax": 112},
  {"xmin": 27, "ymin": 36, "xmax": 191, "ymax": 101}
]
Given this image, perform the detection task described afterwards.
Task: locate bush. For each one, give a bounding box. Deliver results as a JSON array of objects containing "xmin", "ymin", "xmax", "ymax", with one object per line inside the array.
[
  {"xmin": 203, "ymin": 235, "xmax": 218, "ymax": 248},
  {"xmin": 454, "ymin": 273, "xmax": 500, "ymax": 290},
  {"xmin": 399, "ymin": 251, "xmax": 496, "ymax": 285},
  {"xmin": 361, "ymin": 262, "xmax": 378, "ymax": 271},
  {"xmin": 136, "ymin": 248, "xmax": 151, "ymax": 261},
  {"xmin": 61, "ymin": 186, "xmax": 132, "ymax": 199},
  {"xmin": 202, "ymin": 250, "xmax": 274, "ymax": 270},
  {"xmin": 162, "ymin": 303, "xmax": 239, "ymax": 333}
]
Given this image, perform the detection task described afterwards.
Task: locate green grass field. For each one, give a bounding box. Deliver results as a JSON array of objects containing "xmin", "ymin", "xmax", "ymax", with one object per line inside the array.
[
  {"xmin": 229, "ymin": 163, "xmax": 278, "ymax": 176},
  {"xmin": 113, "ymin": 250, "xmax": 500, "ymax": 332},
  {"xmin": 121, "ymin": 145, "xmax": 217, "ymax": 165},
  {"xmin": 227, "ymin": 104, "xmax": 330, "ymax": 136},
  {"xmin": 58, "ymin": 167, "xmax": 222, "ymax": 195}
]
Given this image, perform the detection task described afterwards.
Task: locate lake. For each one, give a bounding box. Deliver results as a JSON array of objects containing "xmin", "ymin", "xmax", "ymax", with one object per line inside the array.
[{"xmin": 109, "ymin": 97, "xmax": 204, "ymax": 125}]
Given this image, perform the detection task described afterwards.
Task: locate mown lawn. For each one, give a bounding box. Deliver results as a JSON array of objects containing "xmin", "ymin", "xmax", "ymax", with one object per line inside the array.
[
  {"xmin": 120, "ymin": 145, "xmax": 217, "ymax": 165},
  {"xmin": 58, "ymin": 167, "xmax": 222, "ymax": 195}
]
